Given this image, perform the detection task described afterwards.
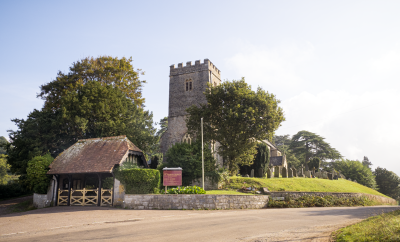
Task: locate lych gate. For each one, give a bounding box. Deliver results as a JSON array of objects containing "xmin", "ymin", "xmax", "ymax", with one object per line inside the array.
[
  {"xmin": 47, "ymin": 136, "xmax": 148, "ymax": 206},
  {"xmin": 56, "ymin": 173, "xmax": 113, "ymax": 206}
]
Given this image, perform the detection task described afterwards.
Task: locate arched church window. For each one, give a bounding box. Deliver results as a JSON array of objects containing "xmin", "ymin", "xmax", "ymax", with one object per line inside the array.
[
  {"xmin": 182, "ymin": 133, "xmax": 192, "ymax": 144},
  {"xmin": 185, "ymin": 79, "xmax": 193, "ymax": 91}
]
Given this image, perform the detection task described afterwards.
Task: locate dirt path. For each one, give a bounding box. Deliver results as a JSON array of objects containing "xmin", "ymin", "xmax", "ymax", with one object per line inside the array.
[{"xmin": 0, "ymin": 196, "xmax": 33, "ymax": 216}]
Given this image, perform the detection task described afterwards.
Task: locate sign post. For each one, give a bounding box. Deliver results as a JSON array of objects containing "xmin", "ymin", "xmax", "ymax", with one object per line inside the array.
[
  {"xmin": 201, "ymin": 117, "xmax": 204, "ymax": 190},
  {"xmin": 163, "ymin": 167, "xmax": 182, "ymax": 193}
]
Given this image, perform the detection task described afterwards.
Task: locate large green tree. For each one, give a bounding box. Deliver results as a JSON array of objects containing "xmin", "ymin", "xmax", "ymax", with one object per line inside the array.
[
  {"xmin": 186, "ymin": 78, "xmax": 285, "ymax": 173},
  {"xmin": 289, "ymin": 131, "xmax": 341, "ymax": 170},
  {"xmin": 7, "ymin": 57, "xmax": 157, "ymax": 178},
  {"xmin": 374, "ymin": 167, "xmax": 400, "ymax": 199},
  {"xmin": 39, "ymin": 56, "xmax": 146, "ymax": 108},
  {"xmin": 331, "ymin": 159, "xmax": 377, "ymax": 189}
]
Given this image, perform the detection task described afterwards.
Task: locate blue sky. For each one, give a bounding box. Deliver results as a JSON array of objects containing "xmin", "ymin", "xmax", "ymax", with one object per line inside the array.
[{"xmin": 1, "ymin": 1, "xmax": 399, "ymax": 175}]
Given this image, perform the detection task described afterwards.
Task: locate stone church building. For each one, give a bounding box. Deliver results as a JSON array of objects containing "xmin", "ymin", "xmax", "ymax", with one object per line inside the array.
[
  {"xmin": 160, "ymin": 59, "xmax": 223, "ymax": 164},
  {"xmin": 160, "ymin": 59, "xmax": 286, "ymax": 171}
]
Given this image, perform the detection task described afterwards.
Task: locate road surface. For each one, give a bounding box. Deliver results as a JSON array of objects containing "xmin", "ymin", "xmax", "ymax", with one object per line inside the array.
[{"xmin": 0, "ymin": 205, "xmax": 398, "ymax": 241}]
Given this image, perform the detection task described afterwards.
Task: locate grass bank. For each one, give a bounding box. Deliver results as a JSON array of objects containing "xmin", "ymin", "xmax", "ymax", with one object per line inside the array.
[
  {"xmin": 206, "ymin": 190, "xmax": 256, "ymax": 195},
  {"xmin": 226, "ymin": 177, "xmax": 388, "ymax": 197},
  {"xmin": 332, "ymin": 209, "xmax": 400, "ymax": 241}
]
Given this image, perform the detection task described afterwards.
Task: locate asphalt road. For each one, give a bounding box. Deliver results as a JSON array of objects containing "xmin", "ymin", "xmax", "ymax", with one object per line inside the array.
[{"xmin": 0, "ymin": 206, "xmax": 399, "ymax": 242}]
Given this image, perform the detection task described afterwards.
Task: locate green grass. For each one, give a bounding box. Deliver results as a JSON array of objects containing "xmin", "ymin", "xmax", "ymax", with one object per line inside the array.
[
  {"xmin": 206, "ymin": 190, "xmax": 257, "ymax": 195},
  {"xmin": 226, "ymin": 177, "xmax": 388, "ymax": 197},
  {"xmin": 332, "ymin": 209, "xmax": 400, "ymax": 241}
]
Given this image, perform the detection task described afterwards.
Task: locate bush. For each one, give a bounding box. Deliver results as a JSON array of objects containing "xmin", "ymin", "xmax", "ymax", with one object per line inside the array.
[
  {"xmin": 0, "ymin": 182, "xmax": 29, "ymax": 200},
  {"xmin": 166, "ymin": 186, "xmax": 206, "ymax": 194},
  {"xmin": 268, "ymin": 195, "xmax": 375, "ymax": 208},
  {"xmin": 239, "ymin": 142, "xmax": 270, "ymax": 177},
  {"xmin": 26, "ymin": 153, "xmax": 54, "ymax": 194},
  {"xmin": 114, "ymin": 168, "xmax": 160, "ymax": 194}
]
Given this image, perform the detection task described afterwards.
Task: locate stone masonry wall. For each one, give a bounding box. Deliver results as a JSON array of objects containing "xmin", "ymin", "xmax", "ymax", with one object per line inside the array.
[
  {"xmin": 33, "ymin": 193, "xmax": 51, "ymax": 208},
  {"xmin": 269, "ymin": 192, "xmax": 397, "ymax": 205},
  {"xmin": 123, "ymin": 194, "xmax": 269, "ymax": 210}
]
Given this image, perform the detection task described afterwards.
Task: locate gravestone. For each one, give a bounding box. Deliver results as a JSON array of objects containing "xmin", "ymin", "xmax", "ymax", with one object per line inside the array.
[
  {"xmin": 288, "ymin": 168, "xmax": 293, "ymax": 178},
  {"xmin": 282, "ymin": 167, "xmax": 288, "ymax": 178},
  {"xmin": 250, "ymin": 169, "xmax": 254, "ymax": 178},
  {"xmin": 292, "ymin": 168, "xmax": 297, "ymax": 177},
  {"xmin": 333, "ymin": 174, "xmax": 339, "ymax": 180},
  {"xmin": 322, "ymin": 171, "xmax": 328, "ymax": 179},
  {"xmin": 267, "ymin": 168, "xmax": 273, "ymax": 178},
  {"xmin": 258, "ymin": 168, "xmax": 264, "ymax": 178},
  {"xmin": 274, "ymin": 166, "xmax": 280, "ymax": 178},
  {"xmin": 327, "ymin": 173, "xmax": 333, "ymax": 180},
  {"xmin": 299, "ymin": 166, "xmax": 305, "ymax": 177},
  {"xmin": 315, "ymin": 171, "xmax": 321, "ymax": 178}
]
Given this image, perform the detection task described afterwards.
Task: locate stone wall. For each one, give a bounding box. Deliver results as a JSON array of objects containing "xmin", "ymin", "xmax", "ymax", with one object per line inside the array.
[
  {"xmin": 268, "ymin": 191, "xmax": 397, "ymax": 205},
  {"xmin": 123, "ymin": 194, "xmax": 269, "ymax": 210},
  {"xmin": 33, "ymin": 193, "xmax": 51, "ymax": 208}
]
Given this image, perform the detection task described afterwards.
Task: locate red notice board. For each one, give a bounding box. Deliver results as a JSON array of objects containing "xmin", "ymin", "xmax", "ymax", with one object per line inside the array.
[{"xmin": 163, "ymin": 169, "xmax": 182, "ymax": 186}]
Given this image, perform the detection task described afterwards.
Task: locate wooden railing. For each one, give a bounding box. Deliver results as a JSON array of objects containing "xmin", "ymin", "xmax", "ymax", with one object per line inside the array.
[{"xmin": 58, "ymin": 188, "xmax": 112, "ymax": 206}]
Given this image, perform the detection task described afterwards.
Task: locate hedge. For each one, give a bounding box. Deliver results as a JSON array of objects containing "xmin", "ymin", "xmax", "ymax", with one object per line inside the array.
[
  {"xmin": 114, "ymin": 168, "xmax": 160, "ymax": 194},
  {"xmin": 0, "ymin": 183, "xmax": 30, "ymax": 200}
]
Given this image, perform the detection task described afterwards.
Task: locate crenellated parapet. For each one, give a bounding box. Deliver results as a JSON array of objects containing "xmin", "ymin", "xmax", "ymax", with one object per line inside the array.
[{"xmin": 170, "ymin": 59, "xmax": 221, "ymax": 79}]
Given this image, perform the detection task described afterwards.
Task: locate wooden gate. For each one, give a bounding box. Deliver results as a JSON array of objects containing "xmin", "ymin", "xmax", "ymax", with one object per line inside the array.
[
  {"xmin": 70, "ymin": 188, "xmax": 98, "ymax": 206},
  {"xmin": 57, "ymin": 188, "xmax": 112, "ymax": 206},
  {"xmin": 101, "ymin": 189, "xmax": 113, "ymax": 206},
  {"xmin": 58, "ymin": 189, "xmax": 69, "ymax": 206}
]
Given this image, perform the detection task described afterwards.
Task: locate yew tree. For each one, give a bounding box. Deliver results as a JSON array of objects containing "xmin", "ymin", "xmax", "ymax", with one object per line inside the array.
[{"xmin": 186, "ymin": 78, "xmax": 285, "ymax": 173}]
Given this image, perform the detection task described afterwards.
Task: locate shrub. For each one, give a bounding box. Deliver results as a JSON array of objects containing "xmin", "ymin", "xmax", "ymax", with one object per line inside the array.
[
  {"xmin": 0, "ymin": 182, "xmax": 29, "ymax": 200},
  {"xmin": 114, "ymin": 168, "xmax": 160, "ymax": 194},
  {"xmin": 239, "ymin": 142, "xmax": 270, "ymax": 177},
  {"xmin": 26, "ymin": 153, "xmax": 54, "ymax": 194},
  {"xmin": 166, "ymin": 186, "xmax": 206, "ymax": 194},
  {"xmin": 268, "ymin": 195, "xmax": 375, "ymax": 208}
]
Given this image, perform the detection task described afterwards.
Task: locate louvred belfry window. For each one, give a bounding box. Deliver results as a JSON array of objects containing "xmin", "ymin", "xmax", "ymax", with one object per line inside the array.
[{"xmin": 185, "ymin": 79, "xmax": 193, "ymax": 91}]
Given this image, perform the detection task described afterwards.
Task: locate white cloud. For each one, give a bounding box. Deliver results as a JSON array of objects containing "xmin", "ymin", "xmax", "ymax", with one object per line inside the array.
[
  {"xmin": 277, "ymin": 89, "xmax": 400, "ymax": 175},
  {"xmin": 370, "ymin": 46, "xmax": 400, "ymax": 73},
  {"xmin": 225, "ymin": 42, "xmax": 315, "ymax": 91}
]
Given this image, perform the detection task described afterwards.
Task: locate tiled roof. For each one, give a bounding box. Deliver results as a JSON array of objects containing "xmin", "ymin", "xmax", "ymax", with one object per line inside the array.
[
  {"xmin": 48, "ymin": 135, "xmax": 143, "ymax": 174},
  {"xmin": 270, "ymin": 156, "xmax": 283, "ymax": 166}
]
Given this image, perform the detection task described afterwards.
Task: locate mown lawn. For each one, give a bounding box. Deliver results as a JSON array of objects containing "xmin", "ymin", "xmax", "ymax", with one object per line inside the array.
[
  {"xmin": 332, "ymin": 209, "xmax": 400, "ymax": 241},
  {"xmin": 225, "ymin": 177, "xmax": 388, "ymax": 197}
]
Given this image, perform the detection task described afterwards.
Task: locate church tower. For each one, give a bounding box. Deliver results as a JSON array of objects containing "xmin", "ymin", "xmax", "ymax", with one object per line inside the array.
[{"xmin": 160, "ymin": 59, "xmax": 221, "ymax": 161}]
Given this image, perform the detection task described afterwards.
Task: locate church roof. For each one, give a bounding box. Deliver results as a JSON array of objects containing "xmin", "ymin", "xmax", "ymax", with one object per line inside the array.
[
  {"xmin": 47, "ymin": 136, "xmax": 145, "ymax": 174},
  {"xmin": 270, "ymin": 156, "xmax": 284, "ymax": 166}
]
